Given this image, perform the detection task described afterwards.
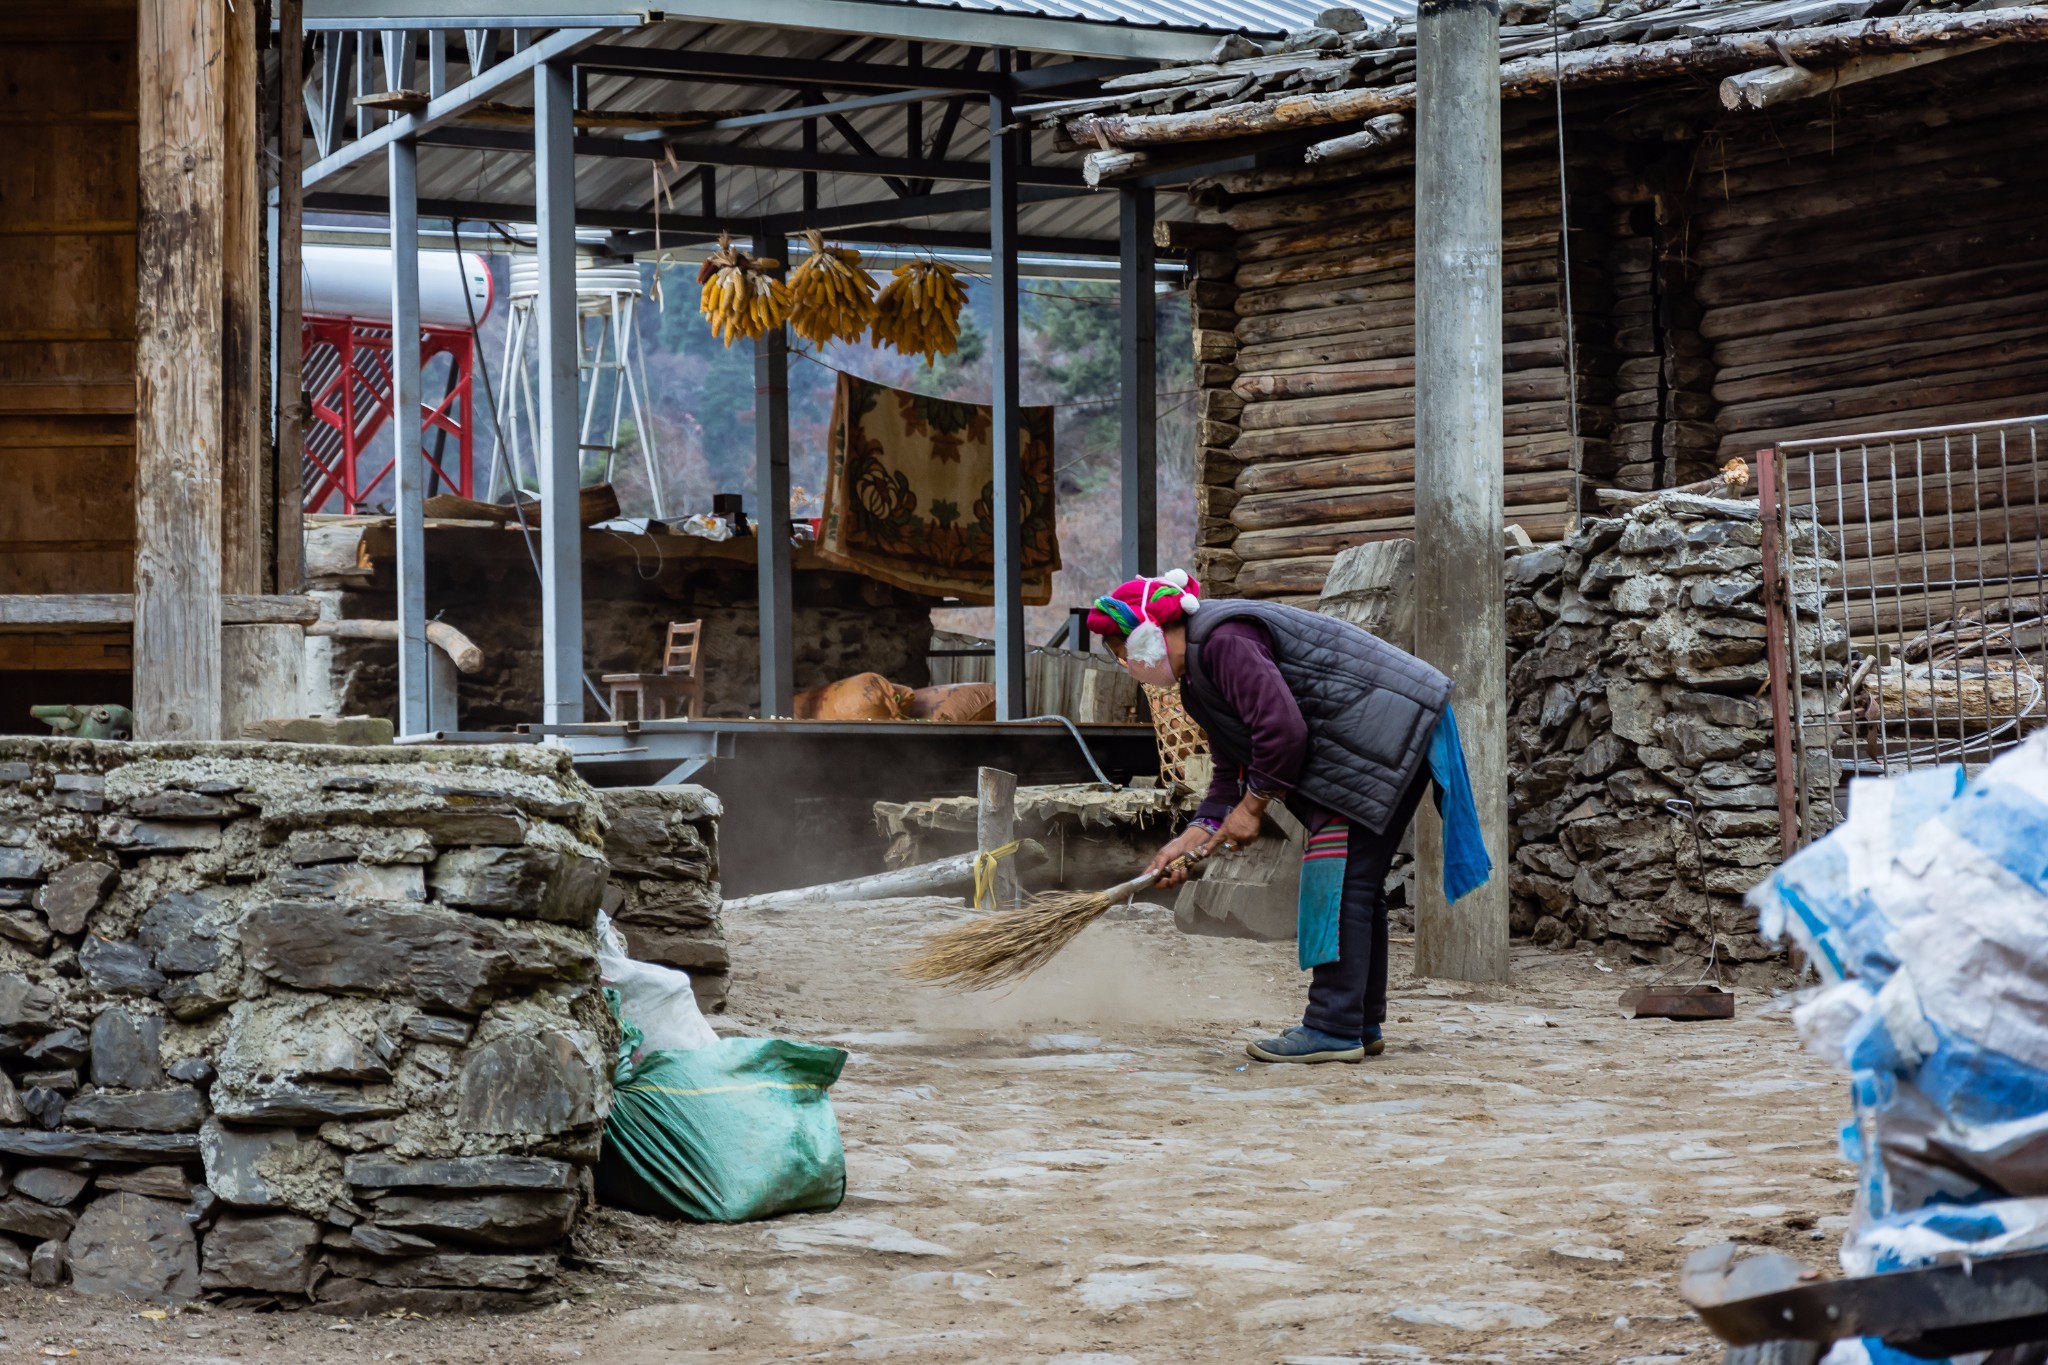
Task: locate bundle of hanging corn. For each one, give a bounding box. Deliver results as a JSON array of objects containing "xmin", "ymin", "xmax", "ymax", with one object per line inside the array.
[
  {"xmin": 785, "ymin": 230, "xmax": 879, "ymax": 348},
  {"xmin": 871, "ymin": 258, "xmax": 966, "ymax": 365},
  {"xmin": 697, "ymin": 232, "xmax": 790, "ymax": 347}
]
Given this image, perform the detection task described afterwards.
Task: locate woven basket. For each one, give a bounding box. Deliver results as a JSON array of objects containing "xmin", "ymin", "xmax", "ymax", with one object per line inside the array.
[{"xmin": 1144, "ymin": 683, "xmax": 1209, "ymax": 787}]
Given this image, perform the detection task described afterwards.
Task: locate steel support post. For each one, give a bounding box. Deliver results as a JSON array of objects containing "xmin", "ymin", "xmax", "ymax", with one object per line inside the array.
[
  {"xmin": 535, "ymin": 56, "xmax": 584, "ymax": 723},
  {"xmin": 988, "ymin": 59, "xmax": 1026, "ymax": 718},
  {"xmin": 388, "ymin": 136, "xmax": 431, "ymax": 736},
  {"xmin": 1413, "ymin": 0, "xmax": 1509, "ymax": 983},
  {"xmin": 753, "ymin": 219, "xmax": 795, "ymax": 718},
  {"xmin": 1119, "ymin": 185, "xmax": 1157, "ymax": 579}
]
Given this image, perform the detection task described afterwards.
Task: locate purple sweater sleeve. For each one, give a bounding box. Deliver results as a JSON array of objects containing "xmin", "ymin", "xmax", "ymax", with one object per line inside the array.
[{"xmin": 1190, "ymin": 620, "xmax": 1309, "ymax": 824}]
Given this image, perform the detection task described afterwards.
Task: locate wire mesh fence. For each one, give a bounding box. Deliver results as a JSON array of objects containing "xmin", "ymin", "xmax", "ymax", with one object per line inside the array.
[{"xmin": 1771, "ymin": 415, "xmax": 2048, "ymax": 842}]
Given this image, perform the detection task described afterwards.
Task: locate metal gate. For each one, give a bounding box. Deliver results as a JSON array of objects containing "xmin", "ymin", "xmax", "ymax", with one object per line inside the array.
[{"xmin": 1766, "ymin": 416, "xmax": 2048, "ymax": 844}]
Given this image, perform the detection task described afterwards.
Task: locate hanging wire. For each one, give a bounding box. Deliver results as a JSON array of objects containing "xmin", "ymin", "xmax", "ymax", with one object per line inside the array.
[{"xmin": 1549, "ymin": 1, "xmax": 1584, "ymax": 525}]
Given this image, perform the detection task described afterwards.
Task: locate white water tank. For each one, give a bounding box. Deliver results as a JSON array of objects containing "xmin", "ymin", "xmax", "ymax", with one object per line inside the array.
[{"xmin": 302, "ymin": 244, "xmax": 494, "ymax": 327}]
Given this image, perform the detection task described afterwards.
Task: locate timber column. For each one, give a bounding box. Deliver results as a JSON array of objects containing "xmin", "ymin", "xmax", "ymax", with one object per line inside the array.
[
  {"xmin": 135, "ymin": 0, "xmax": 226, "ymax": 740},
  {"xmin": 1413, "ymin": 0, "xmax": 1509, "ymax": 982}
]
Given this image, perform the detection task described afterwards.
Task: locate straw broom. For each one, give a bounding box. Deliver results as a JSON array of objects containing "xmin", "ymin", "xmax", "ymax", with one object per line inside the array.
[{"xmin": 902, "ymin": 850, "xmax": 1210, "ymax": 992}]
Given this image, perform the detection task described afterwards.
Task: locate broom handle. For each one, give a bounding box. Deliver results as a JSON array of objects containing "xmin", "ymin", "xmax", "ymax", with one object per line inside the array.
[{"xmin": 1105, "ymin": 847, "xmax": 1213, "ymax": 901}]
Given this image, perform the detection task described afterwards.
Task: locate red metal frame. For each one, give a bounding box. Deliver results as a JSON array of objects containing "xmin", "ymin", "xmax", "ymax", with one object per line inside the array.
[{"xmin": 301, "ymin": 317, "xmax": 476, "ymax": 513}]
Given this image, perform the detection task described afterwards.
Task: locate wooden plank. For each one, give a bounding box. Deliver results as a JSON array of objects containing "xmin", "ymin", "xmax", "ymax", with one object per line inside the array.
[
  {"xmin": 220, "ymin": 0, "xmax": 261, "ymax": 595},
  {"xmin": 1233, "ymin": 496, "xmax": 1575, "ymax": 559},
  {"xmin": 0, "ymin": 634, "xmax": 133, "ymax": 672},
  {"xmin": 1711, "ymin": 289, "xmax": 2048, "ymax": 373},
  {"xmin": 135, "ymin": 0, "xmax": 224, "ymax": 738},
  {"xmin": 0, "ymin": 594, "xmax": 319, "ymax": 629},
  {"xmin": 1232, "ymin": 470, "xmax": 1576, "ymax": 532},
  {"xmin": 275, "ymin": 0, "xmax": 306, "ymax": 593}
]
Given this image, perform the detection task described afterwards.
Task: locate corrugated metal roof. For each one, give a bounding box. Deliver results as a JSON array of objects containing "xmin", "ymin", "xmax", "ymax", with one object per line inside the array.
[
  {"xmin": 310, "ymin": 17, "xmax": 1292, "ymax": 251},
  {"xmin": 812, "ymin": 0, "xmax": 1416, "ymax": 37}
]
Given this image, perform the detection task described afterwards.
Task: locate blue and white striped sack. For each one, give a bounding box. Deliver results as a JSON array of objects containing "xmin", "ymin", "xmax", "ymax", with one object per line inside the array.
[{"xmin": 1748, "ymin": 732, "xmax": 2048, "ymax": 1296}]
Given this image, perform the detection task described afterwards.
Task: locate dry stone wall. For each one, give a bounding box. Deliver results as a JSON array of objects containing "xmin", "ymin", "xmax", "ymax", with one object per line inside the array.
[
  {"xmin": 1504, "ymin": 492, "xmax": 1842, "ymax": 959},
  {"xmin": 0, "ymin": 739, "xmax": 620, "ymax": 1310},
  {"xmin": 596, "ymin": 787, "xmax": 727, "ymax": 1012}
]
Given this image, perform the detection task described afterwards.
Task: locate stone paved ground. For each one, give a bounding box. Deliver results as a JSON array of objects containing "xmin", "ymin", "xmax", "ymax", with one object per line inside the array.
[{"xmin": 0, "ymin": 897, "xmax": 1847, "ymax": 1364}]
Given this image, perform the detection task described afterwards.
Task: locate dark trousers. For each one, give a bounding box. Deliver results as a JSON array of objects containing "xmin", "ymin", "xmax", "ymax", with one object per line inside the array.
[{"xmin": 1301, "ymin": 770, "xmax": 1429, "ymax": 1040}]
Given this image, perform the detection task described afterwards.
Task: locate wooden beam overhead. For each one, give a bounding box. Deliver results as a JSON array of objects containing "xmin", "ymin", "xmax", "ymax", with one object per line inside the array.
[{"xmin": 0, "ymin": 595, "xmax": 322, "ymax": 631}]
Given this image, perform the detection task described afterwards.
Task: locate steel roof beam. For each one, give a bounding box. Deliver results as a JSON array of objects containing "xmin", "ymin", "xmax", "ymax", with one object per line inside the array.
[
  {"xmin": 691, "ymin": 86, "xmax": 956, "ymax": 134},
  {"xmin": 301, "ymin": 26, "xmax": 608, "ymax": 189},
  {"xmin": 765, "ymin": 182, "xmax": 1086, "ymax": 234},
  {"xmin": 571, "ymin": 44, "xmax": 1145, "ymax": 94},
  {"xmin": 305, "ymin": 192, "xmax": 1122, "ymax": 257},
  {"xmin": 416, "ymin": 125, "xmax": 1083, "ymax": 186},
  {"xmin": 573, "ymin": 42, "xmax": 1009, "ymax": 93}
]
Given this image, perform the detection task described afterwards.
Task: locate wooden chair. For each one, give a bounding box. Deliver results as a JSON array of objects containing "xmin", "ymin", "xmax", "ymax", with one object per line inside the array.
[{"xmin": 603, "ymin": 621, "xmax": 706, "ymax": 722}]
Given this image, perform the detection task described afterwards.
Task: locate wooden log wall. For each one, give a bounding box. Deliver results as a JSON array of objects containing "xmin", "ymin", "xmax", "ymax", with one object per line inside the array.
[
  {"xmin": 1187, "ymin": 121, "xmax": 1598, "ymax": 602},
  {"xmin": 1692, "ymin": 51, "xmax": 2048, "ymax": 640},
  {"xmin": 0, "ymin": 2, "xmax": 141, "ymax": 682}
]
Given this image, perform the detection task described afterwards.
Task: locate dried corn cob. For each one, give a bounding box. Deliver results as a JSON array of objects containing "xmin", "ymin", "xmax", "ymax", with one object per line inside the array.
[
  {"xmin": 871, "ymin": 257, "xmax": 966, "ymax": 365},
  {"xmin": 786, "ymin": 230, "xmax": 880, "ymax": 348},
  {"xmin": 697, "ymin": 232, "xmax": 791, "ymax": 347}
]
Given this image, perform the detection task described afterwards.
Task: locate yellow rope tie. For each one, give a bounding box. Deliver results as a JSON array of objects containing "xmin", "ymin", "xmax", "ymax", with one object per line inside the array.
[{"xmin": 972, "ymin": 839, "xmax": 1024, "ymax": 912}]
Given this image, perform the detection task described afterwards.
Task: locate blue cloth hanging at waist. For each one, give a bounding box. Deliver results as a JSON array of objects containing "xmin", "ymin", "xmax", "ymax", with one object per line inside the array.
[
  {"xmin": 1294, "ymin": 709, "xmax": 1493, "ymax": 970},
  {"xmin": 1429, "ymin": 707, "xmax": 1493, "ymax": 906}
]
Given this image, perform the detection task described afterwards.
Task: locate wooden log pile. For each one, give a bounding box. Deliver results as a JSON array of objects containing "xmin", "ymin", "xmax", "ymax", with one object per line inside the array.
[
  {"xmin": 1696, "ymin": 57, "xmax": 2048, "ymax": 640},
  {"xmin": 1187, "ymin": 134, "xmax": 1586, "ymax": 601}
]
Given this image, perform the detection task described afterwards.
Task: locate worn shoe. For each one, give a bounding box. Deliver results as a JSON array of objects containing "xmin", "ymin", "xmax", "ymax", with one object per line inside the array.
[{"xmin": 1245, "ymin": 1025, "xmax": 1382, "ymax": 1064}]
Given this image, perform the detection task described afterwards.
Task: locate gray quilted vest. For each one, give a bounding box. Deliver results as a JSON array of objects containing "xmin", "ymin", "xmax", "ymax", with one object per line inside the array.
[{"xmin": 1180, "ymin": 598, "xmax": 1452, "ymax": 835}]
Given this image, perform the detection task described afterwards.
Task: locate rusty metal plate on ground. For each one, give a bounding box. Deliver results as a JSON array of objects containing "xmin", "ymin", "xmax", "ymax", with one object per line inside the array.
[{"xmin": 1621, "ymin": 983, "xmax": 1735, "ymax": 1021}]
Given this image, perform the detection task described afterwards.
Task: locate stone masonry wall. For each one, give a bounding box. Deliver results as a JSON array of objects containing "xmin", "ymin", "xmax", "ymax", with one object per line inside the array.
[
  {"xmin": 327, "ymin": 560, "xmax": 934, "ymax": 727},
  {"xmin": 0, "ymin": 739, "xmax": 616, "ymax": 1310},
  {"xmin": 1504, "ymin": 492, "xmax": 1842, "ymax": 960},
  {"xmin": 597, "ymin": 787, "xmax": 727, "ymax": 1013}
]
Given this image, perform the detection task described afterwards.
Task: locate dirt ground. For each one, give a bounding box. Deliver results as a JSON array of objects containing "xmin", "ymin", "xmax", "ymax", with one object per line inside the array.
[{"xmin": 0, "ymin": 898, "xmax": 1850, "ymax": 1365}]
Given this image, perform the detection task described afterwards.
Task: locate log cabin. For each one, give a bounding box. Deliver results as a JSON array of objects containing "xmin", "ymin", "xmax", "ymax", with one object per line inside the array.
[
  {"xmin": 0, "ymin": 0, "xmax": 306, "ymax": 737},
  {"xmin": 1027, "ymin": 1, "xmax": 2048, "ymax": 604}
]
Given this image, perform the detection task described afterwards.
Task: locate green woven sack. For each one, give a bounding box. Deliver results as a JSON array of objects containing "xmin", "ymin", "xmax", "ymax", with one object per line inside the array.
[{"xmin": 595, "ymin": 1037, "xmax": 849, "ymax": 1223}]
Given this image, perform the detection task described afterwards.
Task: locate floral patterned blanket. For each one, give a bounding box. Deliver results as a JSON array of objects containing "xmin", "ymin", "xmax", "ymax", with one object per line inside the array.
[{"xmin": 819, "ymin": 371, "xmax": 1060, "ymax": 605}]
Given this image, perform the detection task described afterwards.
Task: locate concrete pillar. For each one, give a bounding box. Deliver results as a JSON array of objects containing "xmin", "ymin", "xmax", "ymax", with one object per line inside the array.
[{"xmin": 1413, "ymin": 0, "xmax": 1510, "ymax": 984}]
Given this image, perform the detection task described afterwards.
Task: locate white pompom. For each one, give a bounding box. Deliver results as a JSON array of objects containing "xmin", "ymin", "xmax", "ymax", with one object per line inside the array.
[
  {"xmin": 1161, "ymin": 568, "xmax": 1191, "ymax": 590},
  {"xmin": 1181, "ymin": 594, "xmax": 1200, "ymax": 613}
]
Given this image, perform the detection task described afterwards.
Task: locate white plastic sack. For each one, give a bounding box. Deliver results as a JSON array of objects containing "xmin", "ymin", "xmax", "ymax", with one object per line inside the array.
[
  {"xmin": 597, "ymin": 912, "xmax": 718, "ymax": 1056},
  {"xmin": 1748, "ymin": 731, "xmax": 2048, "ymax": 1292}
]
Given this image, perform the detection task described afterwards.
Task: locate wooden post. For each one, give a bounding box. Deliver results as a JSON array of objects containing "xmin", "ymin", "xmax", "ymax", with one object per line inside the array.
[
  {"xmin": 977, "ymin": 766, "xmax": 1020, "ymax": 908},
  {"xmin": 135, "ymin": 0, "xmax": 226, "ymax": 741},
  {"xmin": 1412, "ymin": 0, "xmax": 1509, "ymax": 983},
  {"xmin": 275, "ymin": 0, "xmax": 306, "ymax": 590},
  {"xmin": 221, "ymin": 0, "xmax": 261, "ymax": 596}
]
